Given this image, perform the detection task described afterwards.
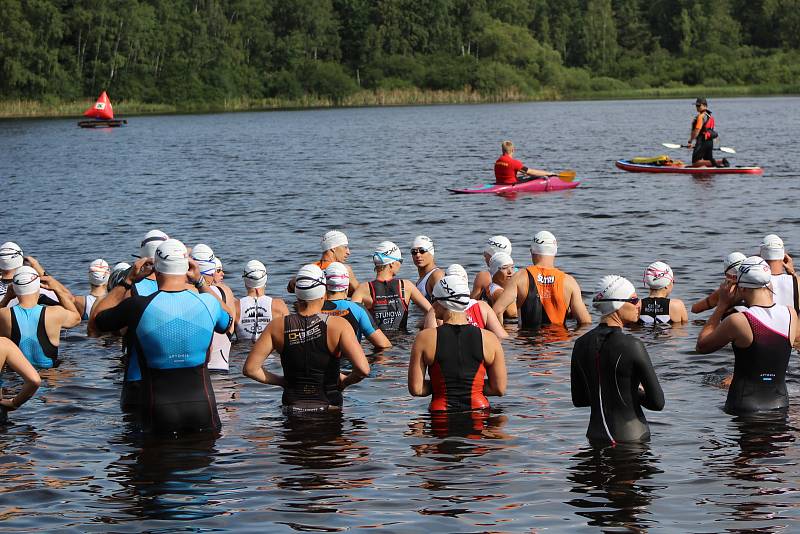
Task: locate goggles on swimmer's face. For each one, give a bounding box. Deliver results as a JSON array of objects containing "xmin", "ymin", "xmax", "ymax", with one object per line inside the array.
[
  {"xmin": 373, "ymin": 252, "xmax": 403, "ymax": 264},
  {"xmin": 593, "ymin": 296, "xmax": 640, "ymax": 305},
  {"xmin": 410, "ymin": 247, "xmax": 429, "ymax": 255},
  {"xmin": 0, "ymin": 248, "xmax": 22, "ymax": 260}
]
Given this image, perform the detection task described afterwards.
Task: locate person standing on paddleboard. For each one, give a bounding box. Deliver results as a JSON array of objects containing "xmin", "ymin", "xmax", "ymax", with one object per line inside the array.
[
  {"xmin": 687, "ymin": 98, "xmax": 729, "ymax": 168},
  {"xmin": 494, "ymin": 141, "xmax": 553, "ymax": 185}
]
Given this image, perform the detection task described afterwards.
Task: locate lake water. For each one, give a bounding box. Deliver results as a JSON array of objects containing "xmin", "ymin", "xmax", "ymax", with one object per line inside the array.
[{"xmin": 0, "ymin": 97, "xmax": 799, "ymax": 532}]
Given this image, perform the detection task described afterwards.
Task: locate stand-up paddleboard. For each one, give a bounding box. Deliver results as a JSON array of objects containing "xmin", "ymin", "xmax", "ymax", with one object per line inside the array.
[
  {"xmin": 448, "ymin": 176, "xmax": 579, "ymax": 195},
  {"xmin": 615, "ymin": 159, "xmax": 762, "ymax": 175},
  {"xmin": 78, "ymin": 91, "xmax": 126, "ymax": 128}
]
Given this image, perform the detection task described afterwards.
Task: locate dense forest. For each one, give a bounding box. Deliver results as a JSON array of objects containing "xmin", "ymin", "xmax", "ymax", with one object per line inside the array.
[{"xmin": 1, "ymin": 0, "xmax": 799, "ymax": 108}]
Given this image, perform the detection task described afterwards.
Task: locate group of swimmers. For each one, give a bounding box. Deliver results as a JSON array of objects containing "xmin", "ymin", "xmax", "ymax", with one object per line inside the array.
[{"xmin": 0, "ymin": 228, "xmax": 797, "ymax": 444}]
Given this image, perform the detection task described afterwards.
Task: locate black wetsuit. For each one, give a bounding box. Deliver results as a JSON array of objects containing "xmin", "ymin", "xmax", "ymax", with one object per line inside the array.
[
  {"xmin": 571, "ymin": 324, "xmax": 664, "ymax": 444},
  {"xmin": 368, "ymin": 279, "xmax": 408, "ymax": 331},
  {"xmin": 280, "ymin": 313, "xmax": 342, "ymax": 411},
  {"xmin": 727, "ymin": 305, "xmax": 792, "ymax": 414},
  {"xmin": 429, "ymin": 323, "xmax": 489, "ymax": 412},
  {"xmin": 95, "ymin": 290, "xmax": 231, "ymax": 434}
]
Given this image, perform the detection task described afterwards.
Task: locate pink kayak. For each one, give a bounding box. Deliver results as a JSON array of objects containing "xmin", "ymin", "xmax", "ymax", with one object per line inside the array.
[{"xmin": 448, "ymin": 176, "xmax": 580, "ymax": 194}]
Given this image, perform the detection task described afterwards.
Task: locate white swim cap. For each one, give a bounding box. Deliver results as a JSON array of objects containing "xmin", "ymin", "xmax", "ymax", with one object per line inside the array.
[
  {"xmin": 373, "ymin": 241, "xmax": 403, "ymax": 265},
  {"xmin": 484, "ymin": 235, "xmax": 512, "ymax": 257},
  {"xmin": 321, "ymin": 230, "xmax": 348, "ymax": 252},
  {"xmin": 154, "ymin": 239, "xmax": 189, "ymax": 275},
  {"xmin": 191, "ymin": 243, "xmax": 216, "ymax": 275},
  {"xmin": 723, "ymin": 252, "xmax": 747, "ymax": 276},
  {"xmin": 432, "ymin": 275, "xmax": 471, "ymax": 312},
  {"xmin": 736, "ymin": 256, "xmax": 772, "ymax": 289},
  {"xmin": 593, "ymin": 275, "xmax": 636, "ymax": 316},
  {"xmin": 412, "ymin": 235, "xmax": 435, "ymax": 256},
  {"xmin": 531, "ymin": 231, "xmax": 557, "ymax": 256},
  {"xmin": 445, "ymin": 264, "xmax": 469, "ymax": 284},
  {"xmin": 0, "ymin": 242, "xmax": 23, "ymax": 271},
  {"xmin": 325, "ymin": 262, "xmax": 350, "ymax": 293},
  {"xmin": 295, "ymin": 264, "xmax": 326, "ymax": 301},
  {"xmin": 88, "ymin": 259, "xmax": 110, "ymax": 286},
  {"xmin": 489, "ymin": 252, "xmax": 514, "ymax": 275},
  {"xmin": 243, "ymin": 260, "xmax": 268, "ymax": 288},
  {"xmin": 140, "ymin": 230, "xmax": 168, "ymax": 259},
  {"xmin": 215, "ymin": 257, "xmax": 223, "ymax": 270},
  {"xmin": 760, "ymin": 234, "xmax": 785, "ymax": 261},
  {"xmin": 12, "ymin": 266, "xmax": 40, "ymax": 296},
  {"xmin": 643, "ymin": 261, "xmax": 674, "ymax": 289}
]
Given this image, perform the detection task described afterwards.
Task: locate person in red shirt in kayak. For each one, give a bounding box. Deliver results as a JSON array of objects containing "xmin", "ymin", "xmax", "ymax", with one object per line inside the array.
[{"xmin": 494, "ymin": 141, "xmax": 553, "ymax": 185}]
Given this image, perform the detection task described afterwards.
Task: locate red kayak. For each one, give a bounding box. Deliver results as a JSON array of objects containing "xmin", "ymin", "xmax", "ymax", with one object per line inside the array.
[
  {"xmin": 615, "ymin": 160, "xmax": 762, "ymax": 175},
  {"xmin": 448, "ymin": 176, "xmax": 580, "ymax": 194}
]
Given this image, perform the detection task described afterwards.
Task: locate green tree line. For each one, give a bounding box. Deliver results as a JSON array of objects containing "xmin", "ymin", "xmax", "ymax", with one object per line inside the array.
[{"xmin": 1, "ymin": 0, "xmax": 799, "ymax": 105}]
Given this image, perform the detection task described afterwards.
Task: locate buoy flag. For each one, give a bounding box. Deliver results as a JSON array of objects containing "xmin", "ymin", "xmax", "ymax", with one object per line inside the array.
[{"xmin": 83, "ymin": 91, "xmax": 114, "ymax": 120}]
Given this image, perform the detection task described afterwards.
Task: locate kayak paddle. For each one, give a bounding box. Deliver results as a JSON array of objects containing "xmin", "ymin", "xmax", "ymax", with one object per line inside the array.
[
  {"xmin": 548, "ymin": 170, "xmax": 576, "ymax": 181},
  {"xmin": 662, "ymin": 142, "xmax": 736, "ymax": 154}
]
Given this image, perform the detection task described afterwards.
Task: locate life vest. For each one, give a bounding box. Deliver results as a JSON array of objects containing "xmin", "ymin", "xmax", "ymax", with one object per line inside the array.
[{"xmin": 694, "ymin": 111, "xmax": 717, "ymax": 141}]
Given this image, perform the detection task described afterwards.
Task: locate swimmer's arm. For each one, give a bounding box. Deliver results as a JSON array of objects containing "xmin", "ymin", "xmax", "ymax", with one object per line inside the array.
[
  {"xmin": 632, "ymin": 341, "xmax": 664, "ymax": 411},
  {"xmin": 566, "ymin": 276, "xmax": 592, "ymax": 325},
  {"xmin": 408, "ymin": 331, "xmax": 432, "ymax": 397},
  {"xmin": 691, "ymin": 289, "xmax": 718, "ymax": 314},
  {"xmin": 88, "ymin": 285, "xmax": 129, "ymax": 336},
  {"xmin": 73, "ymin": 295, "xmax": 86, "ymax": 319},
  {"xmin": 408, "ymin": 283, "xmax": 432, "ymax": 314},
  {"xmin": 347, "ymin": 264, "xmax": 359, "ymax": 295},
  {"xmin": 0, "ymin": 338, "xmax": 40, "ymax": 411},
  {"xmin": 470, "ymin": 271, "xmax": 488, "ymax": 300},
  {"xmin": 43, "ymin": 276, "xmax": 81, "ymax": 328},
  {"xmin": 480, "ymin": 301, "xmax": 508, "ymax": 340},
  {"xmin": 696, "ymin": 310, "xmax": 749, "ymax": 354},
  {"xmin": 482, "ymin": 331, "xmax": 506, "ymax": 396},
  {"xmin": 272, "ymin": 298, "xmax": 290, "ymax": 319},
  {"xmin": 492, "ymin": 273, "xmax": 519, "ymax": 324},
  {"xmin": 366, "ymin": 329, "xmax": 391, "ymax": 350},
  {"xmin": 243, "ymin": 319, "xmax": 285, "ymax": 387},
  {"xmin": 422, "ymin": 307, "xmax": 438, "ymax": 329},
  {"xmin": 350, "ymin": 283, "xmax": 370, "ymax": 306},
  {"xmin": 570, "ymin": 344, "xmax": 591, "ymax": 407},
  {"xmin": 671, "ymin": 298, "xmax": 689, "ymax": 323},
  {"xmin": 336, "ymin": 320, "xmax": 370, "ymax": 389}
]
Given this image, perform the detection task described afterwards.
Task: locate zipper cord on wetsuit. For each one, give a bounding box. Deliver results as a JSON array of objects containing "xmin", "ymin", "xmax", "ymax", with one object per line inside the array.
[
  {"xmin": 252, "ymin": 296, "xmax": 259, "ymax": 342},
  {"xmin": 594, "ymin": 328, "xmax": 617, "ymax": 446}
]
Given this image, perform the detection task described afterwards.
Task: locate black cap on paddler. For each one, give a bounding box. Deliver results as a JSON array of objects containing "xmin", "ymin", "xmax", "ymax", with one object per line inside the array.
[{"xmin": 695, "ymin": 97, "xmax": 707, "ymax": 105}]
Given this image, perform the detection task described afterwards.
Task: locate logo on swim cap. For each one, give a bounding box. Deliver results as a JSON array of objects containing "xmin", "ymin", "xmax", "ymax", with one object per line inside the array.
[
  {"xmin": 736, "ymin": 256, "xmax": 772, "ymax": 289},
  {"xmin": 373, "ymin": 241, "xmax": 402, "ymax": 266},
  {"xmin": 154, "ymin": 239, "xmax": 189, "ymax": 275},
  {"xmin": 484, "ymin": 235, "xmax": 512, "ymax": 257},
  {"xmin": 432, "ymin": 275, "xmax": 470, "ymax": 312},
  {"xmin": 643, "ymin": 261, "xmax": 673, "ymax": 289},
  {"xmin": 531, "ymin": 231, "xmax": 557, "ymax": 256}
]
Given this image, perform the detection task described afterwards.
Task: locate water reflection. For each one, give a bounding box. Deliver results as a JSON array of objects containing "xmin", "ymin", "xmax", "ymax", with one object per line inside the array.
[
  {"xmin": 566, "ymin": 443, "xmax": 663, "ymax": 531},
  {"xmin": 407, "ymin": 410, "xmax": 510, "ymax": 461},
  {"xmin": 105, "ymin": 425, "xmax": 220, "ymax": 522},
  {"xmin": 275, "ymin": 412, "xmax": 372, "ymax": 491}
]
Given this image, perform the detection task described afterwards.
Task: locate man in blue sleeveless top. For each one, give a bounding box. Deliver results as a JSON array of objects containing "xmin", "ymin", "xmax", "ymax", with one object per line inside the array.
[{"xmin": 0, "ymin": 266, "xmax": 81, "ymax": 369}]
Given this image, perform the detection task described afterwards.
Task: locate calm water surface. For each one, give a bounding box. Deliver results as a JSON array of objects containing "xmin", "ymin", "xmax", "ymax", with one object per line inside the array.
[{"xmin": 0, "ymin": 97, "xmax": 799, "ymax": 532}]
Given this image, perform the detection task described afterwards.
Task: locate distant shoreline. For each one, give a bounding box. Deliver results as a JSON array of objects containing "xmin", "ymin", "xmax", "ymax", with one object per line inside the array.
[{"xmin": 2, "ymin": 84, "xmax": 797, "ymax": 120}]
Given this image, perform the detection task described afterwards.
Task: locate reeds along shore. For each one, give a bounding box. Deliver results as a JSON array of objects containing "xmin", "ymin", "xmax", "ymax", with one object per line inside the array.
[{"xmin": 1, "ymin": 84, "xmax": 798, "ymax": 120}]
